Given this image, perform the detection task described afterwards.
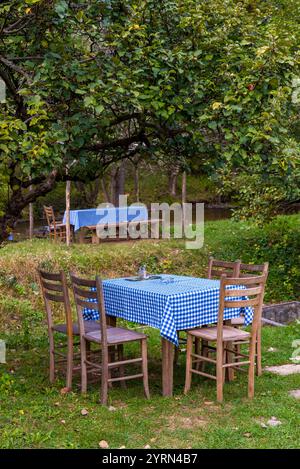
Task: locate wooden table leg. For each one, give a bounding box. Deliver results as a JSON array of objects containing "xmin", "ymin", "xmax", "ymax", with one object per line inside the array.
[
  {"xmin": 162, "ymin": 338, "xmax": 174, "ymax": 397},
  {"xmin": 92, "ymin": 230, "xmax": 100, "ymax": 244},
  {"xmin": 107, "ymin": 315, "xmax": 117, "ymax": 327},
  {"xmin": 79, "ymin": 229, "xmax": 85, "ymax": 244}
]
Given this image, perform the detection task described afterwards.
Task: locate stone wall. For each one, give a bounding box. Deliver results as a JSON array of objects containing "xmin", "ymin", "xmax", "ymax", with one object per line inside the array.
[{"xmin": 262, "ymin": 301, "xmax": 300, "ymax": 325}]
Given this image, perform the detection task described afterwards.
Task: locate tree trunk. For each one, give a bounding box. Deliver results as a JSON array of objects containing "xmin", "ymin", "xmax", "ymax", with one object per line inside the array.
[
  {"xmin": 110, "ymin": 161, "xmax": 126, "ymax": 207},
  {"xmin": 29, "ymin": 184, "xmax": 34, "ymax": 239},
  {"xmin": 101, "ymin": 177, "xmax": 110, "ymax": 203},
  {"xmin": 118, "ymin": 160, "xmax": 126, "ymax": 197},
  {"xmin": 168, "ymin": 169, "xmax": 178, "ymax": 196},
  {"xmin": 110, "ymin": 167, "xmax": 118, "ymax": 206}
]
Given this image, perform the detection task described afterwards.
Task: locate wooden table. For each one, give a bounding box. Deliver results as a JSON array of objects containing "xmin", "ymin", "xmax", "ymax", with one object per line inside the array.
[{"xmin": 88, "ymin": 275, "xmax": 253, "ymax": 398}]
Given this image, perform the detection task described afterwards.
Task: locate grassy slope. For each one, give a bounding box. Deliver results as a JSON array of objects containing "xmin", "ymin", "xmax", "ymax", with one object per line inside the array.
[
  {"xmin": 0, "ymin": 215, "xmax": 299, "ymax": 448},
  {"xmin": 0, "ymin": 323, "xmax": 299, "ymax": 449}
]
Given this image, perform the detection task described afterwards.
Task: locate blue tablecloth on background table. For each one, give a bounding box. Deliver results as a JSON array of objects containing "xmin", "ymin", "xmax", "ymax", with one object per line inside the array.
[
  {"xmin": 83, "ymin": 275, "xmax": 253, "ymax": 346},
  {"xmin": 63, "ymin": 206, "xmax": 148, "ymax": 231}
]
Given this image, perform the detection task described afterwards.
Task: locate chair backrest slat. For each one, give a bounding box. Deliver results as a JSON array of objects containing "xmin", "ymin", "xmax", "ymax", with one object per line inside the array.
[
  {"xmin": 208, "ymin": 257, "xmax": 241, "ymax": 280},
  {"xmin": 73, "ymin": 285, "xmax": 98, "ymax": 299},
  {"xmin": 239, "ymin": 262, "xmax": 269, "ymax": 278},
  {"xmin": 42, "ymin": 281, "xmax": 64, "ymax": 293},
  {"xmin": 39, "ymin": 270, "xmax": 61, "ymax": 281},
  {"xmin": 211, "ymin": 269, "xmax": 237, "ymax": 278},
  {"xmin": 75, "ymin": 297, "xmax": 99, "ymax": 310},
  {"xmin": 71, "ymin": 276, "xmax": 97, "ymax": 287},
  {"xmin": 225, "ymin": 286, "xmax": 262, "ymax": 297},
  {"xmin": 44, "ymin": 291, "xmax": 65, "ymax": 302},
  {"xmin": 224, "ymin": 297, "xmax": 260, "ymax": 308}
]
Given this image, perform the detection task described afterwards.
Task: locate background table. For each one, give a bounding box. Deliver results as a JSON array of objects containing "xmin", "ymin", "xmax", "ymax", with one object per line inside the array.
[
  {"xmin": 84, "ymin": 274, "xmax": 253, "ymax": 396},
  {"xmin": 63, "ymin": 206, "xmax": 149, "ymax": 232}
]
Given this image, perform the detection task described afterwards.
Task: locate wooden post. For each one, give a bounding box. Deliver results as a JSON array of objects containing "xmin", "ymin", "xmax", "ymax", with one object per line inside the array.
[
  {"xmin": 182, "ymin": 170, "xmax": 187, "ymax": 230},
  {"xmin": 66, "ymin": 180, "xmax": 71, "ymax": 246},
  {"xmin": 134, "ymin": 165, "xmax": 140, "ymax": 202},
  {"xmin": 29, "ymin": 184, "xmax": 34, "ymax": 239}
]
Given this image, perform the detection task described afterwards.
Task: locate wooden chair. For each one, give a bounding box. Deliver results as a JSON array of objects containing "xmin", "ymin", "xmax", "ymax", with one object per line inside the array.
[
  {"xmin": 70, "ymin": 273, "xmax": 150, "ymax": 405},
  {"xmin": 230, "ymin": 262, "xmax": 269, "ymax": 376},
  {"xmin": 174, "ymin": 258, "xmax": 241, "ymax": 365},
  {"xmin": 44, "ymin": 205, "xmax": 70, "ymax": 242},
  {"xmin": 38, "ymin": 270, "xmax": 99, "ymax": 390},
  {"xmin": 184, "ymin": 274, "xmax": 267, "ymax": 402}
]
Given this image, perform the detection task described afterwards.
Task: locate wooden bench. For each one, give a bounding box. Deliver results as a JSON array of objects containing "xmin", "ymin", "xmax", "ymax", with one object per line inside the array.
[{"xmin": 78, "ymin": 219, "xmax": 161, "ymax": 244}]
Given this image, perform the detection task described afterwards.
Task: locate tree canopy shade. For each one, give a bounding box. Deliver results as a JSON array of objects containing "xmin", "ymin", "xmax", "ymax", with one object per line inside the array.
[{"xmin": 0, "ymin": 0, "xmax": 300, "ymax": 239}]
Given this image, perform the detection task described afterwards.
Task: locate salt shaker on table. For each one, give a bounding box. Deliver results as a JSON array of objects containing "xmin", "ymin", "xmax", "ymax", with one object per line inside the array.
[{"xmin": 138, "ymin": 265, "xmax": 147, "ymax": 279}]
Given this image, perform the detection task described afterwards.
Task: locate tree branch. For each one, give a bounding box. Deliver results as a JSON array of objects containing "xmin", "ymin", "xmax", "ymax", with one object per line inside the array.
[{"xmin": 0, "ymin": 55, "xmax": 32, "ymax": 83}]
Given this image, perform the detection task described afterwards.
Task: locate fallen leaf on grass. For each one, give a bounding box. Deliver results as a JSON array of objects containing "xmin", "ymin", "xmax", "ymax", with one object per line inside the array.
[
  {"xmin": 267, "ymin": 417, "xmax": 282, "ymax": 427},
  {"xmin": 108, "ymin": 406, "xmax": 116, "ymax": 412},
  {"xmin": 60, "ymin": 387, "xmax": 70, "ymax": 395},
  {"xmin": 99, "ymin": 440, "xmax": 109, "ymax": 449},
  {"xmin": 243, "ymin": 433, "xmax": 251, "ymax": 438},
  {"xmin": 81, "ymin": 408, "xmax": 89, "ymax": 416}
]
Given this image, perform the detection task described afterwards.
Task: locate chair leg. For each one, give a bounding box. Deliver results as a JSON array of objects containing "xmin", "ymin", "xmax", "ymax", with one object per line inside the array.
[
  {"xmin": 256, "ymin": 326, "xmax": 262, "ymax": 376},
  {"xmin": 101, "ymin": 347, "xmax": 109, "ymax": 406},
  {"xmin": 226, "ymin": 341, "xmax": 235, "ymax": 382},
  {"xmin": 248, "ymin": 336, "xmax": 256, "ymax": 399},
  {"xmin": 141, "ymin": 339, "xmax": 150, "ymax": 399},
  {"xmin": 49, "ymin": 333, "xmax": 55, "ymax": 383},
  {"xmin": 81, "ymin": 338, "xmax": 88, "ymax": 394},
  {"xmin": 199, "ymin": 339, "xmax": 207, "ymax": 372},
  {"xmin": 223, "ymin": 348, "xmax": 227, "ymax": 384},
  {"xmin": 66, "ymin": 339, "xmax": 73, "ymax": 391},
  {"xmin": 118, "ymin": 344, "xmax": 126, "ymax": 389},
  {"xmin": 216, "ymin": 343, "xmax": 224, "ymax": 403},
  {"xmin": 184, "ymin": 334, "xmax": 193, "ymax": 394}
]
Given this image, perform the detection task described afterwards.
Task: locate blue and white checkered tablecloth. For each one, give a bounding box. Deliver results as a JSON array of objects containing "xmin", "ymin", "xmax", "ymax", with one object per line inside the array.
[
  {"xmin": 63, "ymin": 206, "xmax": 148, "ymax": 232},
  {"xmin": 83, "ymin": 275, "xmax": 253, "ymax": 346}
]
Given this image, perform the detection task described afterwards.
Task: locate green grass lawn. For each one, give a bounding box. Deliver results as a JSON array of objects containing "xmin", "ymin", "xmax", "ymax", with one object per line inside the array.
[
  {"xmin": 0, "ymin": 215, "xmax": 299, "ymax": 448},
  {"xmin": 0, "ymin": 323, "xmax": 300, "ymax": 449}
]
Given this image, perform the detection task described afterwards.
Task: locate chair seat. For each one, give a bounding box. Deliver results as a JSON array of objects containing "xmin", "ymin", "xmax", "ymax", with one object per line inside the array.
[
  {"xmin": 53, "ymin": 321, "xmax": 99, "ymax": 335},
  {"xmin": 188, "ymin": 325, "xmax": 250, "ymax": 342},
  {"xmin": 231, "ymin": 316, "xmax": 245, "ymax": 326},
  {"xmin": 84, "ymin": 327, "xmax": 147, "ymax": 345}
]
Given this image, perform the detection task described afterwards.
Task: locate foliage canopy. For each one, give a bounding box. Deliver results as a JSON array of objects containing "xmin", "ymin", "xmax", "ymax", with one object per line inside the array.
[{"xmin": 0, "ymin": 0, "xmax": 299, "ymax": 236}]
